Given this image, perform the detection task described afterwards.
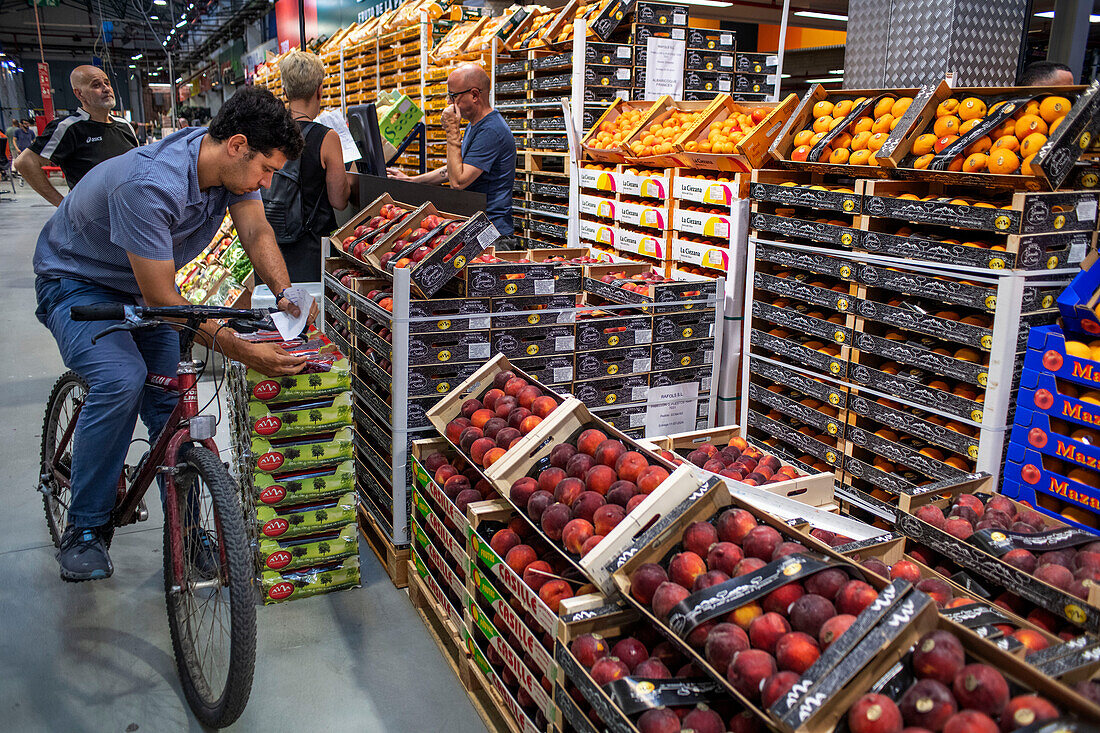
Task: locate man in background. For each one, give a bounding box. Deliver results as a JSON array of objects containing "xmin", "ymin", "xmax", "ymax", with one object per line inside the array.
[
  {"xmin": 5, "ymin": 119, "xmax": 21, "ymax": 157},
  {"xmin": 15, "ymin": 119, "xmax": 37, "ymax": 155},
  {"xmin": 388, "ymin": 63, "xmax": 518, "ymax": 249},
  {"xmin": 16, "ymin": 65, "xmax": 137, "ymax": 205},
  {"xmin": 1020, "ymin": 61, "xmax": 1075, "ymax": 86}
]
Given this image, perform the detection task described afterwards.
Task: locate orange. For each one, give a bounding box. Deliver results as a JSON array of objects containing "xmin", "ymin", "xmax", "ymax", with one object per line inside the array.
[
  {"xmin": 1015, "ymin": 114, "xmax": 1048, "ymax": 138},
  {"xmin": 829, "ymin": 148, "xmax": 850, "ymax": 164},
  {"xmin": 890, "ymin": 117, "xmax": 902, "ymax": 131},
  {"xmin": 1022, "ymin": 153, "xmax": 1038, "ymax": 176},
  {"xmin": 936, "ymin": 99, "xmax": 960, "ymax": 117},
  {"xmin": 1039, "ymin": 96, "xmax": 1071, "ymax": 123},
  {"xmin": 934, "ymin": 134, "xmax": 959, "ymax": 153},
  {"xmin": 963, "ymin": 153, "xmax": 988, "ymax": 173},
  {"xmin": 988, "ymin": 148, "xmax": 1020, "ymax": 174},
  {"xmin": 873, "ymin": 97, "xmax": 895, "ymax": 118},
  {"xmin": 948, "ymin": 155, "xmax": 965, "ymax": 172},
  {"xmin": 945, "ymin": 456, "xmax": 969, "ymax": 471},
  {"xmin": 813, "ymin": 115, "xmax": 833, "ymax": 133},
  {"xmin": 991, "ymin": 120, "xmax": 1016, "ymax": 138},
  {"xmin": 1050, "ymin": 115, "xmax": 1066, "ymax": 134},
  {"xmin": 958, "ymin": 97, "xmax": 987, "ymax": 120},
  {"xmin": 991, "ymin": 136, "xmax": 1019, "ymax": 152},
  {"xmin": 850, "ymin": 117, "xmax": 874, "ymax": 134},
  {"xmin": 912, "ymin": 134, "xmax": 937, "ymax": 155},
  {"xmin": 965, "ymin": 136, "xmax": 992, "ymax": 155},
  {"xmin": 959, "ymin": 118, "xmax": 983, "ymax": 135},
  {"xmin": 829, "ymin": 117, "xmax": 847, "ymax": 131},
  {"xmin": 1066, "ymin": 341, "xmax": 1093, "ymax": 360},
  {"xmin": 912, "ymin": 153, "xmax": 934, "ymax": 169},
  {"xmin": 833, "ymin": 99, "xmax": 854, "ymax": 117},
  {"xmin": 933, "ymin": 115, "xmax": 961, "ymax": 138},
  {"xmin": 872, "ymin": 115, "xmax": 894, "ymax": 134},
  {"xmin": 833, "ymin": 132, "xmax": 853, "ymax": 149},
  {"xmin": 954, "ymin": 348, "xmax": 981, "ymax": 362},
  {"xmin": 813, "ymin": 100, "xmax": 835, "ymax": 118},
  {"xmin": 891, "ymin": 97, "xmax": 912, "ymax": 118},
  {"xmin": 1020, "ymin": 132, "xmax": 1047, "ymax": 158},
  {"xmin": 868, "ymin": 132, "xmax": 889, "ymax": 151},
  {"xmin": 851, "ymin": 131, "xmax": 873, "ymax": 150},
  {"xmin": 849, "ymin": 149, "xmax": 874, "ymax": 165}
]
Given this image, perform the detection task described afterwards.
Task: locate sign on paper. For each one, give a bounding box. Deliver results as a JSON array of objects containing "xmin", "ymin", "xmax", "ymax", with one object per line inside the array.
[
  {"xmin": 644, "ymin": 37, "xmax": 686, "ymax": 101},
  {"xmin": 643, "ymin": 382, "xmax": 699, "ymax": 437}
]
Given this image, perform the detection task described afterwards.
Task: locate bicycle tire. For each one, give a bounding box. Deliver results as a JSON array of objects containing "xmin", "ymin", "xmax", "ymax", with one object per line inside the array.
[
  {"xmin": 40, "ymin": 370, "xmax": 88, "ymax": 548},
  {"xmin": 163, "ymin": 444, "xmax": 256, "ymax": 729}
]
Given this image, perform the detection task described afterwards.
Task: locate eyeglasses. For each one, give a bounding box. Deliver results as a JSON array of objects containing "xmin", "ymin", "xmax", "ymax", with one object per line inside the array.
[{"xmin": 447, "ymin": 87, "xmax": 479, "ymax": 102}]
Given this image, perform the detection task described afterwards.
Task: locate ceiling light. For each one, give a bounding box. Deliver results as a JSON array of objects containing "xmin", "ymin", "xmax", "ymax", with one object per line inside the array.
[
  {"xmin": 175, "ymin": 20, "xmax": 185, "ymax": 27},
  {"xmin": 794, "ymin": 11, "xmax": 848, "ymax": 21},
  {"xmin": 680, "ymin": 0, "xmax": 733, "ymax": 6},
  {"xmin": 1034, "ymin": 10, "xmax": 1100, "ymax": 21},
  {"xmin": 806, "ymin": 77, "xmax": 845, "ymax": 83},
  {"xmin": 153, "ymin": 0, "xmax": 166, "ymax": 4},
  {"xmin": 150, "ymin": 14, "xmax": 158, "ymax": 18},
  {"xmin": 828, "ymin": 69, "xmax": 845, "ymax": 74},
  {"xmin": 132, "ymin": 53, "xmax": 143, "ymax": 59}
]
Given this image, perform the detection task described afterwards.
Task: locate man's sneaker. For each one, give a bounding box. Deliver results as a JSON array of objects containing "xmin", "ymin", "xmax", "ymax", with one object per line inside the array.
[
  {"xmin": 58, "ymin": 524, "xmax": 114, "ymax": 582},
  {"xmin": 188, "ymin": 529, "xmax": 220, "ymax": 580}
]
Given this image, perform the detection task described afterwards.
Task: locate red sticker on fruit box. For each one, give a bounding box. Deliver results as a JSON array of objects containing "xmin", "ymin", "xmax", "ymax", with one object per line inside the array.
[
  {"xmin": 267, "ymin": 581, "xmax": 295, "ymax": 600},
  {"xmin": 253, "ymin": 380, "xmax": 281, "ymax": 400},
  {"xmin": 256, "ymin": 452, "xmax": 284, "ymax": 472},
  {"xmin": 265, "ymin": 550, "xmax": 293, "ymax": 570},
  {"xmin": 254, "ymin": 415, "xmax": 282, "ymax": 436},
  {"xmin": 261, "ymin": 517, "xmax": 289, "ymax": 537},
  {"xmin": 259, "ymin": 484, "xmax": 287, "ymax": 505}
]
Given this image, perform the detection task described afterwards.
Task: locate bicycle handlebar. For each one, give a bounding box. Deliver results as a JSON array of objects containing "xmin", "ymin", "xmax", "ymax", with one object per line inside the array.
[
  {"xmin": 71, "ymin": 303, "xmax": 273, "ymax": 322},
  {"xmin": 70, "ymin": 303, "xmax": 128, "ymax": 321}
]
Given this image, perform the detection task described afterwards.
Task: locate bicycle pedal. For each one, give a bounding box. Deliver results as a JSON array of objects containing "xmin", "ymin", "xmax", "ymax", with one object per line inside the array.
[{"xmin": 136, "ymin": 498, "xmax": 149, "ymax": 522}]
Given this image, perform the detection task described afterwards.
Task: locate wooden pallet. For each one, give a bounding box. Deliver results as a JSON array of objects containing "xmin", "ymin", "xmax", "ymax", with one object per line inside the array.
[
  {"xmin": 358, "ymin": 504, "xmax": 410, "ymax": 588},
  {"xmin": 406, "ymin": 562, "xmax": 511, "ymax": 733}
]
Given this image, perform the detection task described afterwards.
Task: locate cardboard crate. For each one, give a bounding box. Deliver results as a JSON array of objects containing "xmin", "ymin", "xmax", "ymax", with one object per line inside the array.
[
  {"xmin": 672, "ymin": 203, "xmax": 736, "ymax": 240},
  {"xmin": 490, "ymin": 293, "xmax": 577, "ymax": 329},
  {"xmin": 750, "ymin": 203, "xmax": 861, "ymax": 249},
  {"xmin": 585, "ymin": 41, "xmax": 634, "ymax": 66},
  {"xmin": 621, "ymin": 98, "xmax": 718, "ymax": 169},
  {"xmin": 330, "ymin": 193, "xmax": 419, "ymax": 265},
  {"xmin": 255, "ymin": 490, "xmax": 358, "ymax": 541},
  {"xmin": 686, "ymin": 27, "xmax": 735, "ymax": 51},
  {"xmin": 749, "ymin": 169, "xmax": 862, "ymax": 215},
  {"xmin": 735, "ymin": 52, "xmax": 777, "ymax": 74},
  {"xmin": 574, "ymin": 344, "xmax": 652, "ymax": 381},
  {"xmin": 572, "ymin": 373, "xmax": 650, "ymax": 408},
  {"xmin": 618, "ymin": 199, "xmax": 671, "ymax": 231},
  {"xmin": 261, "ymin": 555, "xmax": 360, "ymax": 604},
  {"xmin": 489, "ymin": 323, "xmax": 575, "ymax": 358},
  {"xmin": 848, "ymin": 358, "xmax": 986, "ymax": 423},
  {"xmin": 579, "ymin": 192, "xmax": 617, "ymax": 220},
  {"xmin": 747, "ymin": 380, "xmax": 846, "ymax": 443},
  {"xmin": 747, "ymin": 326, "xmax": 851, "ymax": 379},
  {"xmin": 405, "ymin": 295, "xmax": 493, "ymax": 333},
  {"xmin": 461, "ymin": 256, "xmax": 583, "ymax": 298},
  {"xmin": 673, "ymin": 172, "xmax": 746, "ymax": 207},
  {"xmin": 747, "ymin": 409, "xmax": 845, "ymax": 470},
  {"xmin": 581, "ymin": 97, "xmax": 667, "ymax": 164},
  {"xmin": 252, "ymin": 459, "xmax": 356, "ymax": 510},
  {"xmin": 584, "ymin": 262, "xmax": 718, "ymax": 312},
  {"xmin": 576, "ymin": 311, "xmax": 653, "ymax": 350},
  {"xmin": 618, "ymin": 166, "xmax": 672, "ymax": 200},
  {"xmin": 579, "ymin": 217, "xmax": 617, "ymax": 248},
  {"xmin": 752, "ymin": 268, "xmax": 860, "ymax": 316},
  {"xmin": 258, "ymin": 523, "xmax": 360, "ymax": 574}
]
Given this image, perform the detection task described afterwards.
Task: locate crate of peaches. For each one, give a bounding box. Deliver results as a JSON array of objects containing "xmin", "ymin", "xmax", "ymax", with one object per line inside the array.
[
  {"xmin": 677, "ymin": 93, "xmax": 801, "ymax": 172},
  {"xmin": 622, "ymin": 99, "xmax": 716, "ymax": 169},
  {"xmin": 332, "ymin": 193, "xmax": 417, "ymax": 265},
  {"xmin": 769, "ymin": 85, "xmax": 923, "ymax": 176},
  {"xmin": 895, "ymin": 473, "xmax": 1100, "ymax": 632},
  {"xmin": 582, "ymin": 98, "xmax": 666, "ymax": 164},
  {"xmin": 882, "ymin": 80, "xmax": 1100, "ymax": 190}
]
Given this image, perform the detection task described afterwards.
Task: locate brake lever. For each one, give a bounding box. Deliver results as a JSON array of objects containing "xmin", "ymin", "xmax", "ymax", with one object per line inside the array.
[{"xmin": 91, "ymin": 319, "xmax": 165, "ymax": 344}]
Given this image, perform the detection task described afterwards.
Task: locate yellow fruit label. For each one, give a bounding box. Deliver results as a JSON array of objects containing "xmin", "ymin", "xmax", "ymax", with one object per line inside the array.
[
  {"xmin": 834, "ymin": 330, "xmax": 846, "ymax": 343},
  {"xmin": 1047, "ymin": 255, "xmax": 1059, "ymax": 270},
  {"xmin": 837, "ymin": 297, "xmax": 849, "ymax": 311},
  {"xmin": 526, "ymin": 344, "xmax": 539, "ymax": 355},
  {"xmin": 978, "ymin": 372, "xmax": 988, "ymax": 387},
  {"xmin": 605, "ymin": 394, "xmax": 617, "ymax": 404},
  {"xmin": 841, "ymin": 233, "xmax": 853, "ymax": 245},
  {"xmin": 829, "ymin": 392, "xmax": 840, "ymax": 405},
  {"xmin": 608, "ymin": 335, "xmax": 619, "ymax": 346},
  {"xmin": 1055, "ymin": 214, "xmax": 1066, "ymax": 229},
  {"xmin": 453, "ymin": 255, "xmax": 466, "ymax": 269},
  {"xmin": 989, "ymin": 258, "xmax": 1006, "ymax": 270},
  {"xmin": 1083, "ymin": 172, "xmax": 1099, "ymax": 188},
  {"xmin": 437, "ymin": 382, "xmax": 450, "ymax": 393},
  {"xmin": 637, "ymin": 682, "xmax": 655, "ymax": 693},
  {"xmin": 991, "ymin": 531, "xmax": 1006, "ymax": 541},
  {"xmin": 683, "ymin": 327, "xmax": 694, "ymax": 338},
  {"xmin": 437, "ymin": 319, "xmax": 452, "ymax": 330},
  {"xmin": 505, "ymin": 283, "xmax": 518, "ymax": 295},
  {"xmin": 840, "ymin": 265, "xmax": 852, "ymax": 278},
  {"xmin": 981, "ymin": 335, "xmax": 993, "ymax": 349},
  {"xmin": 985, "ymin": 295, "xmax": 997, "ymax": 309},
  {"xmin": 826, "ymin": 450, "xmax": 837, "ymax": 464},
  {"xmin": 438, "ymin": 349, "xmax": 452, "ymax": 362},
  {"xmin": 971, "ymin": 409, "xmax": 984, "ymax": 422},
  {"xmin": 843, "ymin": 199, "xmax": 855, "ymax": 212},
  {"xmin": 681, "ymin": 355, "xmax": 691, "ymax": 366},
  {"xmin": 1080, "ymin": 132, "xmax": 1092, "ymax": 150},
  {"xmin": 827, "ymin": 423, "xmax": 838, "ymax": 436},
  {"xmin": 608, "ymin": 364, "xmax": 619, "ymax": 375},
  {"xmin": 968, "ymin": 445, "xmax": 979, "ymax": 459},
  {"xmin": 528, "ymin": 314, "xmax": 540, "ymax": 324},
  {"xmin": 1042, "ymin": 295, "xmax": 1054, "ymax": 309},
  {"xmin": 830, "ymin": 361, "xmax": 841, "ymax": 374},
  {"xmin": 994, "ymin": 215, "xmax": 1011, "ymax": 230},
  {"xmin": 783, "ymin": 562, "xmax": 802, "ymax": 576},
  {"xmin": 1065, "ymin": 603, "xmax": 1087, "ymax": 625}
]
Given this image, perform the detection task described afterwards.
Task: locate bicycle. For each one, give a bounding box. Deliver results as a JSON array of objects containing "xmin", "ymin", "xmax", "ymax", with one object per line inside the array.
[{"xmin": 39, "ymin": 301, "xmax": 274, "ymax": 729}]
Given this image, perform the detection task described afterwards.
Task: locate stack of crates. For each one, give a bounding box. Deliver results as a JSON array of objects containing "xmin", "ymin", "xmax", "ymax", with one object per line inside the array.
[{"xmin": 227, "ymin": 329, "xmax": 362, "ymax": 604}]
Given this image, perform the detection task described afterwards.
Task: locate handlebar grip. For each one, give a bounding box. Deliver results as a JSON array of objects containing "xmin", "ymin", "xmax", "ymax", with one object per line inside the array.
[{"xmin": 70, "ymin": 303, "xmax": 128, "ymax": 321}]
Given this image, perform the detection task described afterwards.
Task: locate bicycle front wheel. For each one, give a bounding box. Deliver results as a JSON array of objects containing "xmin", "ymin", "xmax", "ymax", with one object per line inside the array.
[
  {"xmin": 163, "ymin": 444, "xmax": 256, "ymax": 729},
  {"xmin": 40, "ymin": 370, "xmax": 88, "ymax": 548}
]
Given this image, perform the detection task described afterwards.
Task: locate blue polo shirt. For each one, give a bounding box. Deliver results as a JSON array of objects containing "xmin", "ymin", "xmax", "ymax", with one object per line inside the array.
[
  {"xmin": 461, "ymin": 110, "xmax": 516, "ymax": 236},
  {"xmin": 33, "ymin": 127, "xmax": 260, "ymax": 296}
]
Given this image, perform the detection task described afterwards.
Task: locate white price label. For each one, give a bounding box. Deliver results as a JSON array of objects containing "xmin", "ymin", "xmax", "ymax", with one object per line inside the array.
[
  {"xmin": 719, "ymin": 55, "xmax": 733, "ymax": 68},
  {"xmin": 559, "ymin": 310, "xmax": 576, "ymax": 324},
  {"xmin": 1077, "ymin": 199, "xmax": 1098, "ymax": 222},
  {"xmin": 555, "ymin": 336, "xmax": 575, "ymax": 351},
  {"xmin": 553, "ymin": 367, "xmax": 573, "ymax": 383},
  {"xmin": 633, "ymin": 358, "xmax": 652, "ymax": 373},
  {"xmin": 1070, "ymin": 239, "xmax": 1089, "ymax": 264},
  {"xmin": 617, "ymin": 46, "xmax": 631, "ymax": 58},
  {"xmin": 632, "ymin": 386, "xmax": 649, "ymax": 401},
  {"xmin": 637, "ymin": 329, "xmax": 652, "ymax": 344},
  {"xmin": 630, "ymin": 412, "xmax": 646, "ymax": 427},
  {"xmin": 469, "ymin": 342, "xmax": 491, "ymax": 359},
  {"xmin": 721, "ymin": 34, "xmax": 733, "ymax": 44},
  {"xmin": 766, "ymin": 55, "xmax": 778, "ymax": 65},
  {"xmin": 707, "ymin": 324, "xmax": 715, "ymax": 337},
  {"xmin": 766, "ymin": 74, "xmax": 777, "ymax": 85},
  {"xmin": 534, "ymin": 279, "xmax": 555, "ymax": 295},
  {"xmin": 616, "ymin": 68, "xmax": 631, "ymax": 80},
  {"xmin": 476, "ymin": 224, "xmax": 499, "ymax": 248},
  {"xmin": 469, "ymin": 316, "xmax": 491, "ymax": 329},
  {"xmin": 714, "ymin": 221, "xmax": 730, "ymax": 238},
  {"xmin": 616, "ymin": 90, "xmax": 630, "ymax": 100},
  {"xmin": 702, "ymin": 376, "xmax": 712, "ymax": 391},
  {"xmin": 672, "ymin": 29, "xmax": 685, "ymax": 39},
  {"xmin": 704, "ymin": 350, "xmax": 714, "ymax": 364},
  {"xmin": 719, "ymin": 79, "xmax": 731, "ymax": 92}
]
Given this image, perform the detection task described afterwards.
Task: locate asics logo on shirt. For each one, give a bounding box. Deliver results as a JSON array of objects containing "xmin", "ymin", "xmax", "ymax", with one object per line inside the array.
[{"xmin": 86, "ymin": 136, "xmax": 103, "ymax": 143}]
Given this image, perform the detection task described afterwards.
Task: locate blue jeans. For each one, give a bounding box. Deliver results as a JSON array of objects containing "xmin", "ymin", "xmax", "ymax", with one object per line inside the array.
[{"xmin": 36, "ymin": 277, "xmax": 179, "ymax": 528}]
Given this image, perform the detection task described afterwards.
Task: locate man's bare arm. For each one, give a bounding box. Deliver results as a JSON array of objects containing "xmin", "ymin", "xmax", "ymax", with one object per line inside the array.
[
  {"xmin": 15, "ymin": 149, "xmax": 64, "ymax": 206},
  {"xmin": 229, "ymin": 198, "xmax": 318, "ymax": 322}
]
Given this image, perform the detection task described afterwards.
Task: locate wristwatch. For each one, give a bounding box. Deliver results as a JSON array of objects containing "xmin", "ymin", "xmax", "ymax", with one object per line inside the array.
[{"xmin": 275, "ymin": 287, "xmax": 291, "ymax": 305}]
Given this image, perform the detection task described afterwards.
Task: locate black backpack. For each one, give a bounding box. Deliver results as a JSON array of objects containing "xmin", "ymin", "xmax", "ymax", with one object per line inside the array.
[{"xmin": 262, "ymin": 121, "xmax": 325, "ymax": 245}]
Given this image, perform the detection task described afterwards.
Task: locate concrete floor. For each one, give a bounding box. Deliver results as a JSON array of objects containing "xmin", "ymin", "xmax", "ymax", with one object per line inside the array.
[{"xmin": 0, "ymin": 182, "xmax": 486, "ymax": 731}]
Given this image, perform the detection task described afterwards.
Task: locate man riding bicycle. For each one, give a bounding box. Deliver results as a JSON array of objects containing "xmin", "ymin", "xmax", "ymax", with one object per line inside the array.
[{"xmin": 34, "ymin": 86, "xmax": 318, "ymax": 581}]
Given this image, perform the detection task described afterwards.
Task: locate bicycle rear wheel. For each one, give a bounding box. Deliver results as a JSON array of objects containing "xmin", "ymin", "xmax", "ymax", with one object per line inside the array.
[
  {"xmin": 40, "ymin": 370, "xmax": 88, "ymax": 547},
  {"xmin": 164, "ymin": 444, "xmax": 255, "ymax": 729}
]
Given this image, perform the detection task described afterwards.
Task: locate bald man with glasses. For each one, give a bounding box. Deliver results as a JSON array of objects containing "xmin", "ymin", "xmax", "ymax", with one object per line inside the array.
[{"xmin": 389, "ymin": 63, "xmax": 518, "ymax": 248}]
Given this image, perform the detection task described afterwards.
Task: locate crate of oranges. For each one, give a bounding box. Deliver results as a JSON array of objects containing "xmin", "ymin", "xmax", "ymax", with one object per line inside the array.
[
  {"xmin": 883, "ymin": 82, "xmax": 1100, "ymax": 190},
  {"xmin": 622, "ymin": 98, "xmax": 718, "ymax": 168},
  {"xmin": 582, "ymin": 97, "xmax": 667, "ymax": 163},
  {"xmin": 676, "ymin": 93, "xmax": 800, "ymax": 171},
  {"xmin": 769, "ymin": 85, "xmax": 924, "ymax": 176}
]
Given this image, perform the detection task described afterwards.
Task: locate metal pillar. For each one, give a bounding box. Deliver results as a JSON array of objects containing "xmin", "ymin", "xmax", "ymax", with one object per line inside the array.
[{"xmin": 1048, "ymin": 0, "xmax": 1091, "ymax": 80}]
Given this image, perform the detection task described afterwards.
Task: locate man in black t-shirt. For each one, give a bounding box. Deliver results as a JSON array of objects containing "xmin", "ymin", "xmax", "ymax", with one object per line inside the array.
[{"xmin": 16, "ymin": 65, "xmax": 137, "ymax": 206}]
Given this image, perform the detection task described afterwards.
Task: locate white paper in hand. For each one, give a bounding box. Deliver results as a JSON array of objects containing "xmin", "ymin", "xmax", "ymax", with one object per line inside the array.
[{"xmin": 270, "ymin": 287, "xmax": 314, "ymax": 340}]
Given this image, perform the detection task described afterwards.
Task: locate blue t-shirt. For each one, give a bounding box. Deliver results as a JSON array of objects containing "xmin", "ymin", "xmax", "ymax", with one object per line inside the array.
[
  {"xmin": 461, "ymin": 110, "xmax": 516, "ymax": 237},
  {"xmin": 33, "ymin": 127, "xmax": 260, "ymax": 296}
]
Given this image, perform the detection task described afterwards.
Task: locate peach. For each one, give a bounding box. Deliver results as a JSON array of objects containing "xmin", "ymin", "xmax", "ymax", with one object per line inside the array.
[
  {"xmin": 943, "ymin": 711, "xmax": 997, "ymax": 733},
  {"xmin": 683, "ymin": 521, "xmax": 720, "ymax": 557},
  {"xmin": 523, "ymin": 560, "xmax": 553, "ymax": 591},
  {"xmin": 669, "ymin": 551, "xmax": 708, "ymax": 589},
  {"xmin": 1075, "ymin": 680, "xmax": 1100, "ymax": 704},
  {"xmin": 626, "ymin": 494, "xmax": 646, "ymax": 513},
  {"xmin": 577, "ymin": 428, "xmax": 608, "ymax": 456},
  {"xmin": 531, "ymin": 395, "xmax": 558, "ymax": 418},
  {"xmin": 506, "ymin": 407, "xmax": 531, "ymax": 430},
  {"xmin": 585, "ymin": 464, "xmax": 617, "ymax": 495},
  {"xmin": 563, "ymin": 518, "xmax": 595, "ymax": 554},
  {"xmin": 1073, "ymin": 550, "xmax": 1100, "ymax": 572},
  {"xmin": 727, "ymin": 649, "xmax": 777, "ymax": 701},
  {"xmin": 694, "ymin": 570, "xmax": 731, "ymax": 592},
  {"xmin": 580, "ymin": 534, "xmax": 604, "ymax": 556},
  {"xmin": 652, "ymin": 581, "xmax": 691, "ymax": 618},
  {"xmin": 728, "ymin": 711, "xmax": 764, "ymax": 733},
  {"xmin": 445, "ymin": 418, "xmax": 470, "ymax": 443},
  {"xmin": 422, "ymin": 453, "xmax": 449, "ymax": 473},
  {"xmin": 455, "ymin": 488, "xmax": 482, "ymax": 512},
  {"xmin": 687, "ymin": 449, "xmax": 711, "ymax": 467},
  {"xmin": 515, "ymin": 384, "xmax": 540, "ymax": 409},
  {"xmin": 849, "ymin": 693, "xmax": 904, "ymax": 733},
  {"xmin": 899, "ymin": 679, "xmax": 956, "ymax": 731},
  {"xmin": 614, "ymin": 451, "xmax": 650, "ymax": 483},
  {"xmin": 775, "ymin": 631, "xmax": 820, "ymax": 674},
  {"xmin": 591, "ymin": 655, "xmax": 631, "ymax": 686},
  {"xmin": 554, "ymin": 477, "xmax": 586, "ymax": 506},
  {"xmin": 612, "ymin": 637, "xmax": 649, "ymax": 671},
  {"xmin": 570, "ymin": 632, "xmax": 609, "ymax": 667},
  {"xmin": 593, "ymin": 504, "xmax": 626, "ymax": 535},
  {"xmin": 708, "ymin": 542, "xmax": 744, "ymax": 576},
  {"xmin": 492, "ymin": 370, "xmax": 515, "ymax": 390},
  {"xmin": 735, "ymin": 557, "xmax": 767, "ymax": 576},
  {"xmin": 762, "ymin": 670, "xmax": 801, "ymax": 709},
  {"xmin": 566, "ymin": 453, "xmax": 596, "ymax": 479},
  {"xmin": 468, "ymin": 436, "xmax": 495, "ymax": 464},
  {"xmin": 631, "ymin": 563, "xmax": 669, "ymax": 605},
  {"xmin": 955, "ymin": 494, "xmax": 985, "ymax": 518},
  {"xmin": 549, "ymin": 442, "xmax": 577, "ymax": 469},
  {"xmin": 773, "ymin": 541, "xmax": 807, "ymax": 561},
  {"xmin": 789, "ymin": 594, "xmax": 837, "ymax": 638},
  {"xmin": 594, "ymin": 439, "xmax": 627, "ymax": 468},
  {"xmin": 682, "ymin": 705, "xmax": 725, "ymax": 733},
  {"xmin": 571, "ymin": 491, "xmax": 606, "ymax": 523},
  {"xmin": 1010, "ymin": 522, "xmax": 1037, "ymax": 534},
  {"xmin": 943, "ymin": 516, "xmax": 974, "ymax": 540},
  {"xmin": 633, "ymin": 658, "xmax": 671, "ymax": 679},
  {"xmin": 953, "ymin": 664, "xmax": 1009, "ymax": 717},
  {"xmin": 481, "ymin": 417, "xmax": 507, "ymax": 440},
  {"xmin": 890, "ymin": 560, "xmax": 922, "ymax": 584},
  {"xmin": 460, "ymin": 398, "xmax": 482, "ymax": 418},
  {"xmin": 539, "ymin": 578, "xmax": 573, "ymax": 612},
  {"xmin": 862, "ymin": 558, "xmax": 890, "ymax": 577},
  {"xmin": 482, "ymin": 388, "xmax": 505, "ymax": 410},
  {"xmin": 914, "ymin": 504, "xmax": 947, "ymax": 529},
  {"xmin": 986, "ymin": 495, "xmax": 1016, "ymax": 517},
  {"xmin": 636, "ymin": 708, "xmax": 679, "ymax": 733},
  {"xmin": 470, "ymin": 408, "xmax": 495, "ymax": 429},
  {"xmin": 717, "ymin": 508, "xmax": 759, "ymax": 543},
  {"xmin": 729, "ymin": 601, "xmax": 763, "ymax": 629},
  {"xmin": 442, "ymin": 474, "xmax": 471, "ymax": 499},
  {"xmin": 749, "ymin": 612, "xmax": 791, "ymax": 654},
  {"xmin": 1011, "ymin": 628, "xmax": 1049, "ymax": 655},
  {"xmin": 606, "ymin": 481, "xmax": 638, "ymax": 506},
  {"xmin": 1001, "ymin": 696, "xmax": 1060, "ymax": 730},
  {"xmin": 541, "ymin": 502, "xmax": 573, "ymax": 540},
  {"xmin": 915, "ymin": 578, "xmax": 952, "ymax": 607},
  {"xmin": 458, "ymin": 426, "xmax": 484, "ymax": 453},
  {"xmin": 505, "ymin": 544, "xmax": 537, "ymax": 573},
  {"xmin": 1035, "ymin": 563, "xmax": 1074, "ymax": 590},
  {"xmin": 836, "ymin": 580, "xmax": 878, "ymax": 616},
  {"xmin": 637, "ymin": 465, "xmax": 671, "ymax": 494},
  {"xmin": 490, "ymin": 528, "xmax": 521, "ymax": 557},
  {"xmin": 743, "ymin": 525, "xmax": 783, "ymax": 561},
  {"xmin": 805, "ymin": 568, "xmax": 848, "ymax": 601},
  {"xmin": 526, "ymin": 490, "xmax": 553, "ymax": 521},
  {"xmin": 538, "ymin": 467, "xmax": 567, "ymax": 494},
  {"xmin": 495, "ymin": 427, "xmax": 522, "ymax": 448},
  {"xmin": 519, "ymin": 415, "xmax": 542, "ymax": 434},
  {"xmin": 482, "ymin": 447, "xmax": 506, "ymax": 467},
  {"xmin": 503, "ymin": 376, "xmax": 528, "ymax": 397},
  {"xmin": 704, "ymin": 622, "xmax": 750, "ymax": 670},
  {"xmin": 819, "ymin": 613, "xmax": 856, "ymax": 648},
  {"xmin": 763, "ymin": 582, "xmax": 805, "ymax": 616}
]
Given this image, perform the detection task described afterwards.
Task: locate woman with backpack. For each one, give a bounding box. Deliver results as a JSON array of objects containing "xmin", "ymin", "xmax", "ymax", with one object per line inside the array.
[{"xmin": 264, "ymin": 50, "xmax": 352, "ymax": 280}]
